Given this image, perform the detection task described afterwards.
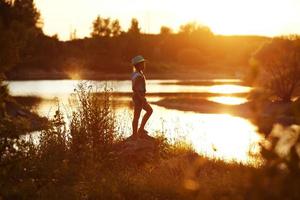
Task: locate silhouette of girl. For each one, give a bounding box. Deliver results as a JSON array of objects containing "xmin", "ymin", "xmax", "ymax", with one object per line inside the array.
[{"xmin": 130, "ymin": 55, "xmax": 153, "ymax": 139}]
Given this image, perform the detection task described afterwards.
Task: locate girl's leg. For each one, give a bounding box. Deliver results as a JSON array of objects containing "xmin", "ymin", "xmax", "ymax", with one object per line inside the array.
[
  {"xmin": 132, "ymin": 105, "xmax": 142, "ymax": 137},
  {"xmin": 139, "ymin": 102, "xmax": 153, "ymax": 132}
]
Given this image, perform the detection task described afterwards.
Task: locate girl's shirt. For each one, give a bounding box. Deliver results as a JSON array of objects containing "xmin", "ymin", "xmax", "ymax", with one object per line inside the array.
[{"xmin": 131, "ymin": 71, "xmax": 146, "ymax": 94}]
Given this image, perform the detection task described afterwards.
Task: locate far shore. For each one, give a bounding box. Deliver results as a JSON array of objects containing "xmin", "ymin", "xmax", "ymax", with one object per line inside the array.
[{"xmin": 5, "ymin": 70, "xmax": 243, "ymax": 81}]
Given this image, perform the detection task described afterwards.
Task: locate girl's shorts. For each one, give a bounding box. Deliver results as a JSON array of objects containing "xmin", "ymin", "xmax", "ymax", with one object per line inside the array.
[{"xmin": 132, "ymin": 93, "xmax": 146, "ymax": 107}]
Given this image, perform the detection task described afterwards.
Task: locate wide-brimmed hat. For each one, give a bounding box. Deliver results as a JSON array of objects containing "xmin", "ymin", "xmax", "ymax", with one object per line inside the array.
[{"xmin": 131, "ymin": 55, "xmax": 146, "ymax": 66}]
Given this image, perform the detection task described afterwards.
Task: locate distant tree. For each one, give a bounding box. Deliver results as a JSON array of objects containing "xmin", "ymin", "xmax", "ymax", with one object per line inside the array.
[
  {"xmin": 179, "ymin": 22, "xmax": 213, "ymax": 37},
  {"xmin": 111, "ymin": 19, "xmax": 121, "ymax": 37},
  {"xmin": 179, "ymin": 22, "xmax": 197, "ymax": 35},
  {"xmin": 160, "ymin": 26, "xmax": 172, "ymax": 35},
  {"xmin": 91, "ymin": 16, "xmax": 109, "ymax": 37},
  {"xmin": 251, "ymin": 36, "xmax": 300, "ymax": 102},
  {"xmin": 51, "ymin": 34, "xmax": 59, "ymax": 40},
  {"xmin": 91, "ymin": 16, "xmax": 121, "ymax": 37},
  {"xmin": 128, "ymin": 18, "xmax": 140, "ymax": 35}
]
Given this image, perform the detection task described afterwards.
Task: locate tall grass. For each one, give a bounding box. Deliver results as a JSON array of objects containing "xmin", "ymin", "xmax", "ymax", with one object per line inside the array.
[{"xmin": 69, "ymin": 83, "xmax": 116, "ymax": 161}]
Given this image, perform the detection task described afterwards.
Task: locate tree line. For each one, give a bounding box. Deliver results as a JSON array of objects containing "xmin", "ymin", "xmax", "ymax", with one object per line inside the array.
[{"xmin": 0, "ymin": 2, "xmax": 268, "ymax": 79}]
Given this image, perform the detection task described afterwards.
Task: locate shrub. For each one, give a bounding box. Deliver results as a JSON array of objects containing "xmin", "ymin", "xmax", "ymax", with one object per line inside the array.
[
  {"xmin": 251, "ymin": 36, "xmax": 300, "ymax": 102},
  {"xmin": 69, "ymin": 82, "xmax": 116, "ymax": 161}
]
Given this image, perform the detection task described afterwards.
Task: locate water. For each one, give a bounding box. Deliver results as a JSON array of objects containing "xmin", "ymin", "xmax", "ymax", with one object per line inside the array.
[{"xmin": 7, "ymin": 79, "xmax": 262, "ymax": 165}]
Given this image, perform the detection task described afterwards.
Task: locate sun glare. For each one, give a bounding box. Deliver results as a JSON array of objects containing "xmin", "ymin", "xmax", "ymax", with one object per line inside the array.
[{"xmin": 67, "ymin": 71, "xmax": 82, "ymax": 80}]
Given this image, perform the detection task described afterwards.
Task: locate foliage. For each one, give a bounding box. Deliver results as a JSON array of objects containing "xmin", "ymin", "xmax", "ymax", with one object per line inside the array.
[
  {"xmin": 13, "ymin": 0, "xmax": 41, "ymax": 28},
  {"xmin": 0, "ymin": 0, "xmax": 41, "ymax": 72},
  {"xmin": 251, "ymin": 36, "xmax": 300, "ymax": 102},
  {"xmin": 91, "ymin": 15, "xmax": 122, "ymax": 38},
  {"xmin": 179, "ymin": 22, "xmax": 213, "ymax": 38},
  {"xmin": 69, "ymin": 82, "xmax": 116, "ymax": 160},
  {"xmin": 160, "ymin": 26, "xmax": 172, "ymax": 35},
  {"xmin": 128, "ymin": 18, "xmax": 141, "ymax": 35},
  {"xmin": 0, "ymin": 0, "xmax": 42, "ymax": 116}
]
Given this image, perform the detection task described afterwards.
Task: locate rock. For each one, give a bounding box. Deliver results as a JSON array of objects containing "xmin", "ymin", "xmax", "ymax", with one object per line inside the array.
[
  {"xmin": 17, "ymin": 110, "xmax": 27, "ymax": 117},
  {"xmin": 3, "ymin": 99, "xmax": 48, "ymax": 133},
  {"xmin": 114, "ymin": 136, "xmax": 160, "ymax": 165}
]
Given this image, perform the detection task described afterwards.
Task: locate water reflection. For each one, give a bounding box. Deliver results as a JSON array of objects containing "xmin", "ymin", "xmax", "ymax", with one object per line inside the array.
[
  {"xmin": 209, "ymin": 84, "xmax": 252, "ymax": 94},
  {"xmin": 115, "ymin": 105, "xmax": 262, "ymax": 165},
  {"xmin": 208, "ymin": 96, "xmax": 248, "ymax": 105}
]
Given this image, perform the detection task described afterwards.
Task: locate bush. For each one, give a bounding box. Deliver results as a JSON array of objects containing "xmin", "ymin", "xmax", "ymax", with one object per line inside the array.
[
  {"xmin": 69, "ymin": 82, "xmax": 116, "ymax": 161},
  {"xmin": 251, "ymin": 36, "xmax": 300, "ymax": 102}
]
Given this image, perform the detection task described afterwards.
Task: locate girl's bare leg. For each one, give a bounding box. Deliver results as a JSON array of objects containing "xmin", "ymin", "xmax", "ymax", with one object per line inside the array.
[
  {"xmin": 139, "ymin": 102, "xmax": 153, "ymax": 132},
  {"xmin": 132, "ymin": 105, "xmax": 142, "ymax": 137}
]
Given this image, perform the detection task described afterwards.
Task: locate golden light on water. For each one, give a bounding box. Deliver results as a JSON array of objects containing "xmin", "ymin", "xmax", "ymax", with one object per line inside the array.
[
  {"xmin": 186, "ymin": 113, "xmax": 262, "ymax": 165},
  {"xmin": 137, "ymin": 106, "xmax": 263, "ymax": 165},
  {"xmin": 208, "ymin": 96, "xmax": 247, "ymax": 105},
  {"xmin": 209, "ymin": 85, "xmax": 252, "ymax": 94}
]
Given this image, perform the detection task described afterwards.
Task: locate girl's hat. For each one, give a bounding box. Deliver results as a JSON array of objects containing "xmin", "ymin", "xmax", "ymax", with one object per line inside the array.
[{"xmin": 131, "ymin": 55, "xmax": 146, "ymax": 66}]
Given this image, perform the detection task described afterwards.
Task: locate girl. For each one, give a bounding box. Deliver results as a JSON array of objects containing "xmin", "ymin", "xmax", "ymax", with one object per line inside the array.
[{"xmin": 131, "ymin": 55, "xmax": 153, "ymax": 139}]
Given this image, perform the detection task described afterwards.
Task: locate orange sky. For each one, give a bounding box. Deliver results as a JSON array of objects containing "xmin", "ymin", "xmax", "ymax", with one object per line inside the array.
[{"xmin": 34, "ymin": 0, "xmax": 300, "ymax": 40}]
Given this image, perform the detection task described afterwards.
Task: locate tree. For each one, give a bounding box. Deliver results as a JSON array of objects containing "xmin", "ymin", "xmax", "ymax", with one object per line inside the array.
[
  {"xmin": 178, "ymin": 21, "xmax": 213, "ymax": 48},
  {"xmin": 251, "ymin": 36, "xmax": 300, "ymax": 102},
  {"xmin": 91, "ymin": 16, "xmax": 109, "ymax": 37},
  {"xmin": 179, "ymin": 22, "xmax": 212, "ymax": 37},
  {"xmin": 91, "ymin": 16, "xmax": 121, "ymax": 37},
  {"xmin": 13, "ymin": 0, "xmax": 41, "ymax": 28},
  {"xmin": 127, "ymin": 18, "xmax": 140, "ymax": 35},
  {"xmin": 111, "ymin": 19, "xmax": 121, "ymax": 37},
  {"xmin": 0, "ymin": 0, "xmax": 41, "ymax": 73},
  {"xmin": 0, "ymin": 0, "xmax": 41, "ymax": 116},
  {"xmin": 160, "ymin": 26, "xmax": 172, "ymax": 35}
]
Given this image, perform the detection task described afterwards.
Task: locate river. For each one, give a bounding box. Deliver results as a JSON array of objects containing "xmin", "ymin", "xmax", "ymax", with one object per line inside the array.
[{"xmin": 7, "ymin": 79, "xmax": 263, "ymax": 166}]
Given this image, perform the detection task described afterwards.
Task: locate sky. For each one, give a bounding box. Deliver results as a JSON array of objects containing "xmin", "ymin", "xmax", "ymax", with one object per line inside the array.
[{"xmin": 34, "ymin": 0, "xmax": 300, "ymax": 41}]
